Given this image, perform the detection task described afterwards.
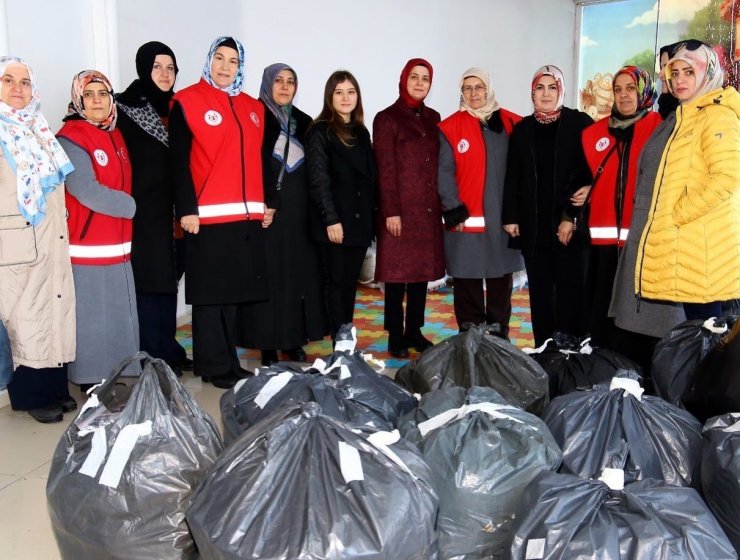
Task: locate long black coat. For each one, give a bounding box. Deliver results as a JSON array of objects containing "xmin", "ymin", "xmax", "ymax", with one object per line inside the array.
[
  {"xmin": 305, "ymin": 121, "xmax": 377, "ymax": 247},
  {"xmin": 502, "ymin": 107, "xmax": 593, "ymax": 258},
  {"xmin": 116, "ymin": 81, "xmax": 177, "ymax": 294}
]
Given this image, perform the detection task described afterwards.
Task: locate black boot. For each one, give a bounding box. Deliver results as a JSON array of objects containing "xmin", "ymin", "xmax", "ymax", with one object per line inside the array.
[
  {"xmin": 387, "ymin": 332, "xmax": 409, "ymax": 359},
  {"xmin": 405, "ymin": 329, "xmax": 434, "ymax": 352},
  {"xmin": 261, "ymin": 350, "xmax": 278, "ymax": 366},
  {"xmin": 28, "ymin": 404, "xmax": 63, "ymax": 423},
  {"xmin": 284, "ymin": 347, "xmax": 307, "ymax": 362}
]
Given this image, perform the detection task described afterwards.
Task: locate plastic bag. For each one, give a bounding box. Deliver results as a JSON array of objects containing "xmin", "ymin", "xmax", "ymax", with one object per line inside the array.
[
  {"xmin": 543, "ymin": 374, "xmax": 702, "ymax": 487},
  {"xmin": 400, "ymin": 386, "xmax": 562, "ymax": 559},
  {"xmin": 395, "ymin": 323, "xmax": 549, "ymax": 415},
  {"xmin": 187, "ymin": 402, "xmax": 439, "ymax": 560},
  {"xmin": 652, "ymin": 316, "xmax": 737, "ymax": 408},
  {"xmin": 701, "ymin": 413, "xmax": 740, "ymax": 554},
  {"xmin": 509, "ymin": 470, "xmax": 738, "ymax": 559},
  {"xmin": 46, "ymin": 353, "xmax": 223, "ymax": 560}
]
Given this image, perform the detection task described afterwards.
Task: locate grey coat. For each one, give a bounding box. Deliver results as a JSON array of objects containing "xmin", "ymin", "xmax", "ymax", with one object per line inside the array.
[
  {"xmin": 608, "ymin": 113, "xmax": 685, "ymax": 337},
  {"xmin": 438, "ymin": 127, "xmax": 523, "ymax": 278}
]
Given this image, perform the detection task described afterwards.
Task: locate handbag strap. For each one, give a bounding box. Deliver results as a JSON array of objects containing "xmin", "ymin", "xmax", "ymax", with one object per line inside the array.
[{"xmin": 583, "ymin": 141, "xmax": 620, "ymax": 206}]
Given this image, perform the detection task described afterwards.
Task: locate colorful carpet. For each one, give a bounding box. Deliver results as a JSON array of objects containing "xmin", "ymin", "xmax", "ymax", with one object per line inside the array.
[{"xmin": 176, "ymin": 285, "xmax": 533, "ymax": 369}]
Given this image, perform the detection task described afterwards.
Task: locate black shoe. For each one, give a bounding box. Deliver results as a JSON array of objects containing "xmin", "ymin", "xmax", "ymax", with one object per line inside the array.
[
  {"xmin": 236, "ymin": 367, "xmax": 254, "ymax": 379},
  {"xmin": 261, "ymin": 350, "xmax": 278, "ymax": 366},
  {"xmin": 58, "ymin": 396, "xmax": 78, "ymax": 413},
  {"xmin": 28, "ymin": 405, "xmax": 63, "ymax": 423},
  {"xmin": 201, "ymin": 371, "xmax": 242, "ymax": 389},
  {"xmin": 406, "ymin": 331, "xmax": 434, "ymax": 352},
  {"xmin": 180, "ymin": 357, "xmax": 194, "ymax": 371},
  {"xmin": 172, "ymin": 366, "xmax": 183, "ymax": 378},
  {"xmin": 388, "ymin": 333, "xmax": 410, "ymax": 359},
  {"xmin": 284, "ymin": 347, "xmax": 307, "ymax": 362}
]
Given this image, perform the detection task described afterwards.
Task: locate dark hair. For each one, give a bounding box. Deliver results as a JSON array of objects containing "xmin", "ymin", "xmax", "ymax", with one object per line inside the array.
[
  {"xmin": 217, "ymin": 37, "xmax": 238, "ymax": 51},
  {"xmin": 314, "ymin": 70, "xmax": 365, "ymax": 146}
]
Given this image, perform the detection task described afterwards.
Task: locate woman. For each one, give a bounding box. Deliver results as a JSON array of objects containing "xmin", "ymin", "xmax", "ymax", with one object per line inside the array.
[
  {"xmin": 57, "ymin": 70, "xmax": 139, "ymax": 391},
  {"xmin": 306, "ymin": 70, "xmax": 376, "ymax": 341},
  {"xmin": 117, "ymin": 41, "xmax": 189, "ymax": 375},
  {"xmin": 657, "ymin": 42, "xmax": 681, "ymax": 120},
  {"xmin": 373, "ymin": 58, "xmax": 444, "ymax": 358},
  {"xmin": 503, "ymin": 65, "xmax": 593, "ymax": 346},
  {"xmin": 0, "ymin": 57, "xmax": 76, "ymax": 423},
  {"xmin": 577, "ymin": 66, "xmax": 661, "ymax": 350},
  {"xmin": 170, "ymin": 37, "xmax": 266, "ymax": 388},
  {"xmin": 637, "ymin": 41, "xmax": 740, "ymax": 321},
  {"xmin": 237, "ymin": 63, "xmax": 327, "ymax": 365},
  {"xmin": 438, "ymin": 67, "xmax": 523, "ymax": 334}
]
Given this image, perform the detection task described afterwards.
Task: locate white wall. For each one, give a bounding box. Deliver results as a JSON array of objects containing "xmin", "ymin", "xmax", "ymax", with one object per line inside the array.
[{"xmin": 5, "ymin": 0, "xmax": 577, "ymax": 129}]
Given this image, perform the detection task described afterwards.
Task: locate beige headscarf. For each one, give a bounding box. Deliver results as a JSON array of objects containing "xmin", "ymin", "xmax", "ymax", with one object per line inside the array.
[
  {"xmin": 459, "ymin": 67, "xmax": 500, "ymax": 122},
  {"xmin": 666, "ymin": 42, "xmax": 724, "ymax": 104}
]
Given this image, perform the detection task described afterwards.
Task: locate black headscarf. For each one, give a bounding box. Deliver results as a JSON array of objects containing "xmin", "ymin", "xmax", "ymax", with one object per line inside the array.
[
  {"xmin": 134, "ymin": 41, "xmax": 178, "ymax": 116},
  {"xmin": 657, "ymin": 42, "xmax": 681, "ymax": 120}
]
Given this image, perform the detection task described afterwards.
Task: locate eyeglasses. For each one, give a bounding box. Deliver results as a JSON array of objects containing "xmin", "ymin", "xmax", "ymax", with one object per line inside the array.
[{"xmin": 461, "ymin": 84, "xmax": 487, "ymax": 95}]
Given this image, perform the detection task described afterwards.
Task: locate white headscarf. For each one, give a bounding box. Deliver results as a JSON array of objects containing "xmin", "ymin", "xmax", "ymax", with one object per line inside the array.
[
  {"xmin": 666, "ymin": 42, "xmax": 725, "ymax": 104},
  {"xmin": 459, "ymin": 67, "xmax": 500, "ymax": 122}
]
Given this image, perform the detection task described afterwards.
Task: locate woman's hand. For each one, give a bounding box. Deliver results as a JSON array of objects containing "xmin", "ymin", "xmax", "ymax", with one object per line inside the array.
[
  {"xmin": 180, "ymin": 214, "xmax": 200, "ymax": 235},
  {"xmin": 386, "ymin": 216, "xmax": 402, "ymax": 237},
  {"xmin": 503, "ymin": 224, "xmax": 520, "ymax": 237},
  {"xmin": 327, "ymin": 223, "xmax": 344, "ymax": 244},
  {"xmin": 557, "ymin": 220, "xmax": 574, "ymax": 245},
  {"xmin": 455, "ymin": 223, "xmax": 465, "ymax": 232},
  {"xmin": 570, "ymin": 186, "xmax": 591, "ymax": 207},
  {"xmin": 262, "ymin": 208, "xmax": 276, "ymax": 228}
]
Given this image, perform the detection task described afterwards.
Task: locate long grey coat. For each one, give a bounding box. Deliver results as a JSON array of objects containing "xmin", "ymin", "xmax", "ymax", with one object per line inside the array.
[
  {"xmin": 608, "ymin": 113, "xmax": 685, "ymax": 337},
  {"xmin": 438, "ymin": 125, "xmax": 523, "ymax": 278}
]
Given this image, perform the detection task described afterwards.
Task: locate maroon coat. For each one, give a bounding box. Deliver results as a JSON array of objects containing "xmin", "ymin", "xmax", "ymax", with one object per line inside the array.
[{"xmin": 373, "ymin": 98, "xmax": 445, "ymax": 283}]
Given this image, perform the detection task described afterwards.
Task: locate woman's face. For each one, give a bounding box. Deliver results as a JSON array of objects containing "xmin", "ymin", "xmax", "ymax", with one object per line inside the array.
[
  {"xmin": 613, "ymin": 73, "xmax": 639, "ymax": 116},
  {"xmin": 82, "ymin": 82, "xmax": 112, "ymax": 123},
  {"xmin": 406, "ymin": 65, "xmax": 431, "ymax": 101},
  {"xmin": 533, "ymin": 75, "xmax": 559, "ymax": 113},
  {"xmin": 272, "ymin": 69, "xmax": 296, "ymax": 107},
  {"xmin": 0, "ymin": 63, "xmax": 32, "ymax": 110},
  {"xmin": 461, "ymin": 77, "xmax": 487, "ymax": 110},
  {"xmin": 151, "ymin": 54, "xmax": 176, "ymax": 92},
  {"xmin": 332, "ymin": 79, "xmax": 358, "ymax": 122},
  {"xmin": 210, "ymin": 46, "xmax": 239, "ymax": 88},
  {"xmin": 670, "ymin": 61, "xmax": 697, "ymax": 102},
  {"xmin": 659, "ymin": 52, "xmax": 671, "ymax": 93}
]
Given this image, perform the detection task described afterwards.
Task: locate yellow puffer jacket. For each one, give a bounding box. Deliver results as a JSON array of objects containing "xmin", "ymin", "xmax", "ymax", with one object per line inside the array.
[{"xmin": 636, "ymin": 86, "xmax": 740, "ymax": 303}]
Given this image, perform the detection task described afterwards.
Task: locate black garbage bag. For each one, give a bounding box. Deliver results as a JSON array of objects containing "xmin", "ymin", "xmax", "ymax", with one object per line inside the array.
[
  {"xmin": 683, "ymin": 321, "xmax": 740, "ymax": 423},
  {"xmin": 652, "ymin": 316, "xmax": 737, "ymax": 408},
  {"xmin": 395, "ymin": 323, "xmax": 549, "ymax": 415},
  {"xmin": 399, "ymin": 385, "xmax": 561, "ymax": 559},
  {"xmin": 525, "ymin": 332, "xmax": 644, "ymax": 398},
  {"xmin": 47, "ymin": 353, "xmax": 223, "ymax": 560},
  {"xmin": 509, "ymin": 470, "xmax": 738, "ymax": 559},
  {"xmin": 187, "ymin": 402, "xmax": 439, "ymax": 560},
  {"xmin": 543, "ymin": 373, "xmax": 702, "ymax": 487},
  {"xmin": 220, "ymin": 366, "xmax": 393, "ymax": 445},
  {"xmin": 701, "ymin": 413, "xmax": 740, "ymax": 554}
]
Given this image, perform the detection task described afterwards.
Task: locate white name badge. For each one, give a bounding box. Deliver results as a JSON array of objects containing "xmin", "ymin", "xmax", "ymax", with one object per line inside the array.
[
  {"xmin": 93, "ymin": 149, "xmax": 108, "ymax": 166},
  {"xmin": 204, "ymin": 110, "xmax": 222, "ymax": 126},
  {"xmin": 595, "ymin": 136, "xmax": 610, "ymax": 152},
  {"xmin": 457, "ymin": 138, "xmax": 470, "ymax": 153}
]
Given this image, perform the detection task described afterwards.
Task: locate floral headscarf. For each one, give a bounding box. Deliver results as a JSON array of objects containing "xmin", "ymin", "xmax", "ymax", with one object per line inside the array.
[
  {"xmin": 666, "ymin": 41, "xmax": 725, "ymax": 104},
  {"xmin": 459, "ymin": 67, "xmax": 500, "ymax": 122},
  {"xmin": 66, "ymin": 70, "xmax": 117, "ymax": 130},
  {"xmin": 0, "ymin": 56, "xmax": 73, "ymax": 225},
  {"xmin": 531, "ymin": 64, "xmax": 564, "ymax": 124},
  {"xmin": 202, "ymin": 36, "xmax": 245, "ymax": 96},
  {"xmin": 259, "ymin": 63, "xmax": 304, "ymax": 172},
  {"xmin": 609, "ymin": 65, "xmax": 657, "ymax": 129}
]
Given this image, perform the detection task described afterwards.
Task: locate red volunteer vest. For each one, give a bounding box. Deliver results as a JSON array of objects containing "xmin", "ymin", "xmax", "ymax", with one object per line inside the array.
[
  {"xmin": 58, "ymin": 120, "xmax": 133, "ymax": 265},
  {"xmin": 439, "ymin": 109, "xmax": 521, "ymax": 232},
  {"xmin": 581, "ymin": 112, "xmax": 661, "ymax": 246},
  {"xmin": 173, "ymin": 80, "xmax": 265, "ymax": 225}
]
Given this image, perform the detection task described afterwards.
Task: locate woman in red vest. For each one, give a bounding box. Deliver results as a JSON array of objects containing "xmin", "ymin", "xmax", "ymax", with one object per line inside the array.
[
  {"xmin": 57, "ymin": 70, "xmax": 139, "ymax": 391},
  {"xmin": 577, "ymin": 66, "xmax": 660, "ymax": 352},
  {"xmin": 170, "ymin": 37, "xmax": 265, "ymax": 389},
  {"xmin": 438, "ymin": 67, "xmax": 523, "ymax": 334}
]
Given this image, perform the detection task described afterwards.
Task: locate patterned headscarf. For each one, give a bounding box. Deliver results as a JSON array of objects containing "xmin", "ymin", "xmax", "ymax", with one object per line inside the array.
[
  {"xmin": 259, "ymin": 63, "xmax": 304, "ymax": 172},
  {"xmin": 66, "ymin": 70, "xmax": 117, "ymax": 130},
  {"xmin": 531, "ymin": 64, "xmax": 565, "ymax": 124},
  {"xmin": 666, "ymin": 41, "xmax": 725, "ymax": 104},
  {"xmin": 0, "ymin": 56, "xmax": 74, "ymax": 225},
  {"xmin": 399, "ymin": 58, "xmax": 433, "ymax": 109},
  {"xmin": 609, "ymin": 65, "xmax": 657, "ymax": 129},
  {"xmin": 202, "ymin": 36, "xmax": 245, "ymax": 96},
  {"xmin": 459, "ymin": 67, "xmax": 500, "ymax": 122}
]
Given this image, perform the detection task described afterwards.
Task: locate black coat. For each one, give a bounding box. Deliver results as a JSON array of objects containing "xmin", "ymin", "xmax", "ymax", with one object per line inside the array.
[
  {"xmin": 502, "ymin": 107, "xmax": 593, "ymax": 257},
  {"xmin": 116, "ymin": 81, "xmax": 177, "ymax": 294},
  {"xmin": 305, "ymin": 121, "xmax": 377, "ymax": 247}
]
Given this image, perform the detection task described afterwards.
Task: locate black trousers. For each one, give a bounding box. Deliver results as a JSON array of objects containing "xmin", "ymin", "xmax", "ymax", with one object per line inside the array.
[
  {"xmin": 191, "ymin": 304, "xmax": 241, "ymax": 376},
  {"xmin": 453, "ymin": 274, "xmax": 513, "ymax": 334},
  {"xmin": 383, "ymin": 282, "xmax": 427, "ymax": 336},
  {"xmin": 320, "ymin": 244, "xmax": 367, "ymax": 337},
  {"xmin": 136, "ymin": 292, "xmax": 187, "ymax": 368},
  {"xmin": 525, "ymin": 243, "xmax": 590, "ymax": 346},
  {"xmin": 588, "ymin": 245, "xmax": 621, "ymax": 348},
  {"xmin": 8, "ymin": 365, "xmax": 71, "ymax": 410}
]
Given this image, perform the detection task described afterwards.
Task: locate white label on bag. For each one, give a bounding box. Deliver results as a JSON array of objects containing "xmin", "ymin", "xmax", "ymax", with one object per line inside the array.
[
  {"xmin": 339, "ymin": 364, "xmax": 351, "ymax": 380},
  {"xmin": 579, "ymin": 337, "xmax": 593, "ymax": 355},
  {"xmin": 365, "ymin": 430, "xmax": 414, "ymax": 477},
  {"xmin": 233, "ymin": 379, "xmax": 248, "ymax": 394},
  {"xmin": 306, "ymin": 358, "xmax": 327, "ymax": 373},
  {"xmin": 76, "ymin": 393, "xmax": 100, "ymax": 421},
  {"xmin": 703, "ymin": 317, "xmax": 728, "ymax": 334},
  {"xmin": 522, "ymin": 338, "xmax": 552, "ymax": 355},
  {"xmin": 525, "ymin": 538, "xmax": 546, "ymax": 559},
  {"xmin": 334, "ymin": 326, "xmax": 357, "ymax": 353},
  {"xmin": 417, "ymin": 402, "xmax": 524, "ymax": 438},
  {"xmin": 725, "ymin": 419, "xmax": 740, "ymax": 433},
  {"xmin": 598, "ymin": 467, "xmax": 625, "ymax": 490},
  {"xmin": 98, "ymin": 421, "xmax": 153, "ymax": 488},
  {"xmin": 79, "ymin": 427, "xmax": 107, "ymax": 478},
  {"xmin": 338, "ymin": 441, "xmax": 364, "ymax": 483},
  {"xmin": 255, "ymin": 371, "xmax": 293, "ymax": 409},
  {"xmin": 609, "ymin": 377, "xmax": 644, "ymax": 401}
]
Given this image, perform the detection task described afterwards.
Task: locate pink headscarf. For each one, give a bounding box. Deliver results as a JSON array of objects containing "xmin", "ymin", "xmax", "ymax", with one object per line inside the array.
[{"xmin": 531, "ymin": 65, "xmax": 564, "ymax": 124}]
